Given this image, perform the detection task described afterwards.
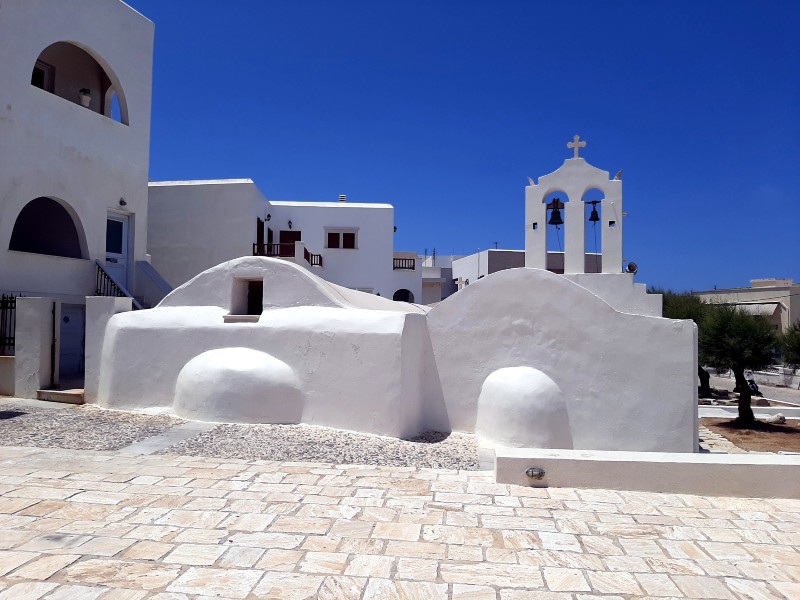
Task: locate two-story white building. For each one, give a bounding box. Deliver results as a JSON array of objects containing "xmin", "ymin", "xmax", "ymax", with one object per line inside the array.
[
  {"xmin": 147, "ymin": 180, "xmax": 422, "ymax": 302},
  {"xmin": 0, "ymin": 0, "xmax": 165, "ymax": 395}
]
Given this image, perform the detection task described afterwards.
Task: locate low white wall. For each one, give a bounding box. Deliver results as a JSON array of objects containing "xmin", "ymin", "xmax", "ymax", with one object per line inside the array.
[
  {"xmin": 699, "ymin": 406, "xmax": 800, "ymax": 420},
  {"xmin": 0, "ymin": 356, "xmax": 14, "ymax": 396},
  {"xmin": 496, "ymin": 447, "xmax": 800, "ymax": 499},
  {"xmin": 428, "ymin": 268, "xmax": 697, "ymax": 452},
  {"xmin": 84, "ymin": 296, "xmax": 132, "ymax": 404},
  {"xmin": 14, "ymin": 297, "xmax": 58, "ymax": 398}
]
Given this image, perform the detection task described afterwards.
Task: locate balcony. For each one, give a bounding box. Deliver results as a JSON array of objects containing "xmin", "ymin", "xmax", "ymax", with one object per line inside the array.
[
  {"xmin": 393, "ymin": 258, "xmax": 416, "ymax": 270},
  {"xmin": 253, "ymin": 243, "xmax": 322, "ymax": 268}
]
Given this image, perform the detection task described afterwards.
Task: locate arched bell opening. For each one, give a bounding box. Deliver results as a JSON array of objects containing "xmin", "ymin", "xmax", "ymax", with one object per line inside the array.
[
  {"xmin": 9, "ymin": 197, "xmax": 88, "ymax": 259},
  {"xmin": 393, "ymin": 289, "xmax": 415, "ymax": 303},
  {"xmin": 582, "ymin": 187, "xmax": 604, "ymax": 273},
  {"xmin": 542, "ymin": 190, "xmax": 569, "ymax": 274},
  {"xmin": 31, "ymin": 41, "xmax": 129, "ymax": 125}
]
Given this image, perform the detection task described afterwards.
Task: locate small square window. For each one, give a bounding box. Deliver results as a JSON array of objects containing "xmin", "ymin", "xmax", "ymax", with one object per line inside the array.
[
  {"xmin": 609, "ymin": 220, "xmax": 617, "ymax": 228},
  {"xmin": 326, "ymin": 229, "xmax": 357, "ymax": 249}
]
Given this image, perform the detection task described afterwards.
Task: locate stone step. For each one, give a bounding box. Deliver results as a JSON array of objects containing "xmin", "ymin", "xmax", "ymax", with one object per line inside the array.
[{"xmin": 36, "ymin": 388, "xmax": 85, "ymax": 405}]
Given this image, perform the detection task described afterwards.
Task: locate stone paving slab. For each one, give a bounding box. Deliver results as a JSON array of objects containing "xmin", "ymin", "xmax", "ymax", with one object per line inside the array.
[{"xmin": 0, "ymin": 445, "xmax": 799, "ymax": 599}]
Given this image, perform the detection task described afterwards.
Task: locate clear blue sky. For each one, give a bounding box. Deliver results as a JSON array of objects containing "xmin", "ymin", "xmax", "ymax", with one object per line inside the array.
[{"xmin": 127, "ymin": 0, "xmax": 798, "ymax": 292}]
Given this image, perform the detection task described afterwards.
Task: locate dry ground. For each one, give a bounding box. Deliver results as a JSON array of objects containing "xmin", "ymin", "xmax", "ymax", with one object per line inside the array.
[{"xmin": 700, "ymin": 417, "xmax": 800, "ymax": 453}]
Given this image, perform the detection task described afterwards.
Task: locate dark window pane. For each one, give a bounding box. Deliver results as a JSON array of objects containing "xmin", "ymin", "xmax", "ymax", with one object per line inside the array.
[
  {"xmin": 247, "ymin": 281, "xmax": 263, "ymax": 316},
  {"xmin": 343, "ymin": 232, "xmax": 356, "ymax": 249},
  {"xmin": 106, "ymin": 219, "xmax": 123, "ymax": 254},
  {"xmin": 31, "ymin": 67, "xmax": 45, "ymax": 89},
  {"xmin": 327, "ymin": 232, "xmax": 340, "ymax": 248}
]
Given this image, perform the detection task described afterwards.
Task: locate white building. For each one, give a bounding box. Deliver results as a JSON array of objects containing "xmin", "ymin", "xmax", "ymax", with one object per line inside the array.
[
  {"xmin": 0, "ymin": 0, "xmax": 163, "ymax": 395},
  {"xmin": 696, "ymin": 278, "xmax": 800, "ymax": 333},
  {"xmin": 147, "ymin": 180, "xmax": 422, "ymax": 302}
]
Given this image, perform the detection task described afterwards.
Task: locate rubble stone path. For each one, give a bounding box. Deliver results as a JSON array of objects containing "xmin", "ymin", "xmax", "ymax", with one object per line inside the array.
[{"xmin": 0, "ymin": 446, "xmax": 799, "ymax": 599}]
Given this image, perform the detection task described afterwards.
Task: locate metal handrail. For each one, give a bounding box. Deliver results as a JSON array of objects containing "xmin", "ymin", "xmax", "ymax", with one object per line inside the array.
[
  {"xmin": 95, "ymin": 260, "xmax": 143, "ymax": 310},
  {"xmin": 304, "ymin": 247, "xmax": 323, "ymax": 267}
]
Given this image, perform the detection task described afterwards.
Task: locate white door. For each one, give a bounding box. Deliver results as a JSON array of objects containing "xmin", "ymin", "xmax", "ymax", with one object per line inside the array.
[{"xmin": 106, "ymin": 213, "xmax": 128, "ymax": 286}]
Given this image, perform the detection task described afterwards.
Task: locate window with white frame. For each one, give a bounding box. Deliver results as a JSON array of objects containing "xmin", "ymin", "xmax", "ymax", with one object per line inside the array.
[{"xmin": 326, "ymin": 228, "xmax": 357, "ymax": 249}]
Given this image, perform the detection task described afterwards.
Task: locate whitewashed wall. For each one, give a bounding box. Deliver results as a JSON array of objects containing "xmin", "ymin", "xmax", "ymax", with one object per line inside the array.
[
  {"xmin": 0, "ymin": 0, "xmax": 153, "ymax": 301},
  {"xmin": 427, "ymin": 268, "xmax": 697, "ymax": 452},
  {"xmin": 96, "ymin": 258, "xmax": 429, "ymax": 438},
  {"xmin": 147, "ymin": 180, "xmax": 267, "ymax": 287},
  {"xmin": 94, "ymin": 258, "xmax": 696, "ymax": 453}
]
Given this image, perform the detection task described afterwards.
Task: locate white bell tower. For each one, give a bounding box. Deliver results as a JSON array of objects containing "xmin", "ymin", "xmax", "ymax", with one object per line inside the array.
[{"xmin": 525, "ymin": 135, "xmax": 623, "ymax": 274}]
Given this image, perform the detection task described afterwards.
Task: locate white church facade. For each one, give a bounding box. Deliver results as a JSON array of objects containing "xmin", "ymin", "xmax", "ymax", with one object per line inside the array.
[{"xmin": 1, "ymin": 0, "xmax": 698, "ymax": 459}]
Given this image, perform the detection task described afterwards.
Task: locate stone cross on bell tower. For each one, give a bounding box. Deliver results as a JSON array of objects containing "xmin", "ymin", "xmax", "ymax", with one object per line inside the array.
[
  {"xmin": 567, "ymin": 135, "xmax": 586, "ymax": 159},
  {"xmin": 524, "ymin": 136, "xmax": 624, "ymax": 274}
]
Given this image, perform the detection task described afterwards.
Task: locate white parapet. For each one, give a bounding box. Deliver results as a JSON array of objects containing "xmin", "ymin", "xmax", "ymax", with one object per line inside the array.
[{"xmin": 496, "ymin": 447, "xmax": 800, "ymax": 499}]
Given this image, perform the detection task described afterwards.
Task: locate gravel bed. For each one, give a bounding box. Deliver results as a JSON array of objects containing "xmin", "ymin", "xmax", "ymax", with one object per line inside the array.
[
  {"xmin": 0, "ymin": 404, "xmax": 183, "ymax": 451},
  {"xmin": 159, "ymin": 424, "xmax": 480, "ymax": 470}
]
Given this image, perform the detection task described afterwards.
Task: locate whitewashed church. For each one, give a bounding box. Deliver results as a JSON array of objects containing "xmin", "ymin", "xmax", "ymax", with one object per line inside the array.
[{"xmin": 0, "ymin": 0, "xmax": 697, "ymax": 456}]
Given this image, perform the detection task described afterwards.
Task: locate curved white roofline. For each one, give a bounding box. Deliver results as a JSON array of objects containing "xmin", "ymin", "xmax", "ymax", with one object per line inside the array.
[{"xmin": 148, "ymin": 179, "xmax": 254, "ymax": 186}]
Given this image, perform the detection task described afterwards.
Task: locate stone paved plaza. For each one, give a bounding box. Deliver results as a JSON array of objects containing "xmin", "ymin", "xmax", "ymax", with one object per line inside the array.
[{"xmin": 1, "ymin": 445, "xmax": 799, "ymax": 599}]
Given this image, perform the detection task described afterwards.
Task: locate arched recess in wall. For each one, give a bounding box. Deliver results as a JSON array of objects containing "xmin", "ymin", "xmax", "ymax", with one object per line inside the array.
[
  {"xmin": 542, "ymin": 190, "xmax": 569, "ymax": 274},
  {"xmin": 30, "ymin": 41, "xmax": 129, "ymax": 125},
  {"xmin": 9, "ymin": 197, "xmax": 88, "ymax": 259},
  {"xmin": 393, "ymin": 289, "xmax": 415, "ymax": 303},
  {"xmin": 582, "ymin": 187, "xmax": 604, "ymax": 274}
]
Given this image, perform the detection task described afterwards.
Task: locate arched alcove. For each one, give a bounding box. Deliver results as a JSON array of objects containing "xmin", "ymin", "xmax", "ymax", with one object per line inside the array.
[
  {"xmin": 31, "ymin": 41, "xmax": 129, "ymax": 125},
  {"xmin": 582, "ymin": 187, "xmax": 604, "ymax": 273},
  {"xmin": 393, "ymin": 289, "xmax": 415, "ymax": 303},
  {"xmin": 9, "ymin": 197, "xmax": 87, "ymax": 259},
  {"xmin": 542, "ymin": 190, "xmax": 569, "ymax": 273}
]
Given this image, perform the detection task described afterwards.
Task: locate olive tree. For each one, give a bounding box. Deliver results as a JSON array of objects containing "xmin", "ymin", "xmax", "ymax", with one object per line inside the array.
[
  {"xmin": 700, "ymin": 305, "xmax": 777, "ymax": 423},
  {"xmin": 782, "ymin": 321, "xmax": 800, "ymax": 369}
]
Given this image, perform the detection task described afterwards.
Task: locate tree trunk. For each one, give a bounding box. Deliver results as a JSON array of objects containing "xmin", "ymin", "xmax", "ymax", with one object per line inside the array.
[
  {"xmin": 698, "ymin": 366, "xmax": 712, "ymax": 398},
  {"xmin": 732, "ymin": 366, "xmax": 755, "ymax": 424}
]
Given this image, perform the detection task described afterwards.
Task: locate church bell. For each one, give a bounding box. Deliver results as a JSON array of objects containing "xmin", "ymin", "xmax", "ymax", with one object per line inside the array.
[
  {"xmin": 589, "ymin": 202, "xmax": 600, "ymax": 223},
  {"xmin": 548, "ymin": 207, "xmax": 564, "ymax": 226}
]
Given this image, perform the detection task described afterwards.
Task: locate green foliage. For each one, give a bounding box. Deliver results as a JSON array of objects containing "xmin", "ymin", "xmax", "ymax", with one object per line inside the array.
[
  {"xmin": 782, "ymin": 321, "xmax": 800, "ymax": 368},
  {"xmin": 651, "ymin": 288, "xmax": 709, "ymax": 324},
  {"xmin": 699, "ymin": 304, "xmax": 777, "ymax": 372}
]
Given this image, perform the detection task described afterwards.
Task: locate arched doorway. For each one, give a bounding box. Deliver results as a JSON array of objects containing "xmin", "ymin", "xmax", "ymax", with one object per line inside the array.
[
  {"xmin": 393, "ymin": 289, "xmax": 415, "ymax": 303},
  {"xmin": 31, "ymin": 41, "xmax": 129, "ymax": 125},
  {"xmin": 9, "ymin": 197, "xmax": 86, "ymax": 259}
]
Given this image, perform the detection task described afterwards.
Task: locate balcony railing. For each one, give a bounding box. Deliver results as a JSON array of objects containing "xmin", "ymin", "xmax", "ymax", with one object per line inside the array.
[
  {"xmin": 304, "ymin": 247, "xmax": 323, "ymax": 267},
  {"xmin": 253, "ymin": 243, "xmax": 323, "ymax": 267},
  {"xmin": 253, "ymin": 243, "xmax": 295, "ymax": 258},
  {"xmin": 393, "ymin": 258, "xmax": 416, "ymax": 270}
]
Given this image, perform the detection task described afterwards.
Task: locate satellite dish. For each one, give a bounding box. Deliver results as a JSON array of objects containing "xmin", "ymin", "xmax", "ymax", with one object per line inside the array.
[{"xmin": 626, "ymin": 262, "xmax": 638, "ymax": 275}]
